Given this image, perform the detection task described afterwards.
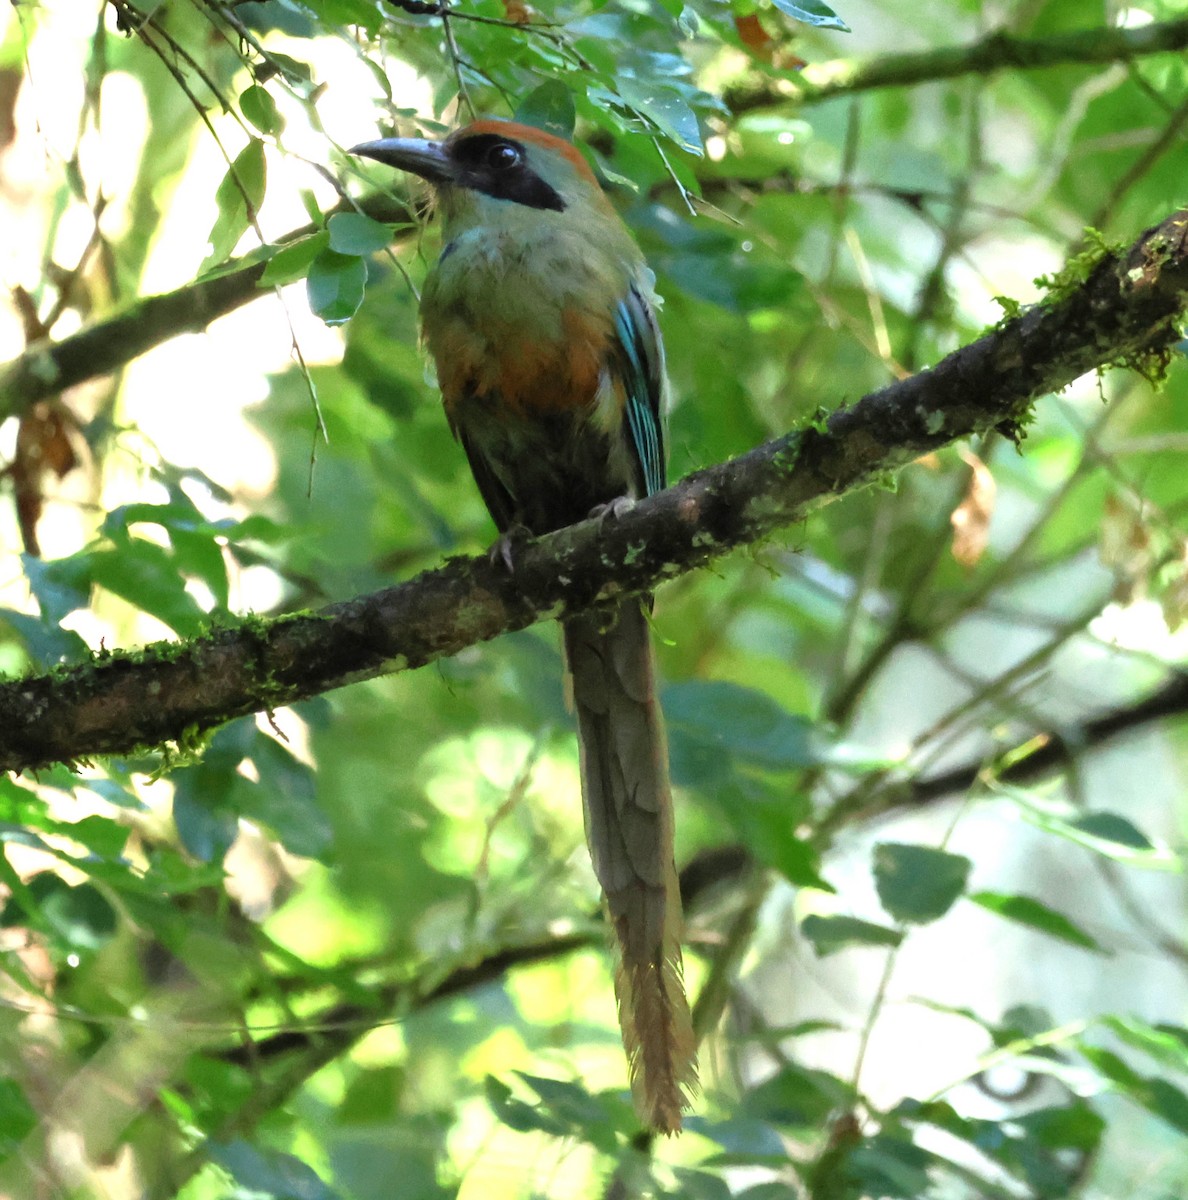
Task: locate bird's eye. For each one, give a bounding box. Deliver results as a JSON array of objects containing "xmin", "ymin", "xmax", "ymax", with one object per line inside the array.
[{"xmin": 486, "ymin": 142, "xmax": 522, "ymax": 170}]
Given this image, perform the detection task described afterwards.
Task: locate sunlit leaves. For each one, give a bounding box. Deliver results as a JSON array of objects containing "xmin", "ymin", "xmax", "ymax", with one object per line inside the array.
[
  {"xmin": 2, "ymin": 552, "xmax": 91, "ymax": 662},
  {"xmin": 306, "ymin": 0, "xmax": 385, "ymax": 35},
  {"xmin": 240, "ymin": 84, "xmax": 284, "ymax": 136},
  {"xmin": 205, "ymin": 138, "xmax": 267, "ymax": 268},
  {"xmin": 615, "ymin": 78, "xmax": 703, "ymax": 154}
]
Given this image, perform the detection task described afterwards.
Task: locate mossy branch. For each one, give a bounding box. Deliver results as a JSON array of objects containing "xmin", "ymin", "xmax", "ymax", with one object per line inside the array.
[{"xmin": 1, "ymin": 207, "xmax": 1186, "ymax": 773}]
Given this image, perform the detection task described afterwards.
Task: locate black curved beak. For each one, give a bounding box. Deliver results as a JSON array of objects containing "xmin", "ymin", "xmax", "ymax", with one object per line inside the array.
[{"xmin": 349, "ymin": 137, "xmax": 454, "ymax": 184}]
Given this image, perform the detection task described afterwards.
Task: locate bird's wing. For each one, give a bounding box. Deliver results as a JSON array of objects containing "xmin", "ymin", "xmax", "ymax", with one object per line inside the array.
[
  {"xmin": 458, "ymin": 427, "xmax": 518, "ymax": 532},
  {"xmin": 612, "ymin": 282, "xmax": 667, "ymax": 499}
]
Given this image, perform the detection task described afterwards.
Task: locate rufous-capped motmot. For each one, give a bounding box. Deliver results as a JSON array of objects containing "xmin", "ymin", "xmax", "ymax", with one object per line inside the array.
[{"xmin": 351, "ymin": 120, "xmax": 695, "ymax": 1134}]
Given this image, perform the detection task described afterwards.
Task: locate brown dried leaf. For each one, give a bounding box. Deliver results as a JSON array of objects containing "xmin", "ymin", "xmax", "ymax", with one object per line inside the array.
[
  {"xmin": 1099, "ymin": 492, "xmax": 1152, "ymax": 580},
  {"xmin": 501, "ymin": 0, "xmax": 534, "ymax": 23},
  {"xmin": 1160, "ymin": 547, "xmax": 1188, "ymax": 632},
  {"xmin": 735, "ymin": 14, "xmax": 774, "ymax": 59},
  {"xmin": 950, "ymin": 449, "xmax": 996, "ymax": 568},
  {"xmin": 12, "ymin": 403, "xmax": 80, "ymax": 557}
]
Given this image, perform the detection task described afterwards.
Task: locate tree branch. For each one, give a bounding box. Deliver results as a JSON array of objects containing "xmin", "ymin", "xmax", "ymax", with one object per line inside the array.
[
  {"xmin": 0, "ymin": 197, "xmax": 411, "ymax": 424},
  {"xmin": 726, "ymin": 17, "xmax": 1188, "ymax": 111},
  {"xmin": 1, "ymin": 207, "xmax": 1186, "ymax": 773}
]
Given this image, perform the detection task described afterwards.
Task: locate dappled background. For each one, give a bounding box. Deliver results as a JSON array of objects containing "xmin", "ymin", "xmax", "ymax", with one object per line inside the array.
[{"xmin": 0, "ymin": 0, "xmax": 1187, "ymax": 1196}]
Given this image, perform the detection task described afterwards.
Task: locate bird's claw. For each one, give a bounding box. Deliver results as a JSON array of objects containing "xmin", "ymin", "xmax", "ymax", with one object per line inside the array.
[
  {"xmin": 589, "ymin": 495, "xmax": 636, "ymax": 524},
  {"xmin": 489, "ymin": 525, "xmax": 530, "ymax": 573}
]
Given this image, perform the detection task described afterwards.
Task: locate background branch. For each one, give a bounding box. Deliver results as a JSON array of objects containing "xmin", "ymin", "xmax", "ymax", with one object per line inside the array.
[
  {"xmin": 0, "ymin": 197, "xmax": 412, "ymax": 424},
  {"xmin": 725, "ymin": 16, "xmax": 1188, "ymax": 111}
]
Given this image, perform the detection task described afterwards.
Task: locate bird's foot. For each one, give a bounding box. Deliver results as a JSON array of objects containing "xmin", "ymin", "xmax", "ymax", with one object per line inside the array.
[
  {"xmin": 588, "ymin": 495, "xmax": 636, "ymax": 524},
  {"xmin": 488, "ymin": 524, "xmax": 532, "ymax": 573}
]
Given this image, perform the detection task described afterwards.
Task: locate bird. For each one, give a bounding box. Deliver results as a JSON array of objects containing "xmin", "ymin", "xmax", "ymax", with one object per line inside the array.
[{"xmin": 350, "ymin": 119, "xmax": 696, "ymax": 1133}]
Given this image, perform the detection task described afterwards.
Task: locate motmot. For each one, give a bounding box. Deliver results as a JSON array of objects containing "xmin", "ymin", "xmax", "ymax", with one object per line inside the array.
[{"xmin": 351, "ymin": 120, "xmax": 696, "ymax": 1133}]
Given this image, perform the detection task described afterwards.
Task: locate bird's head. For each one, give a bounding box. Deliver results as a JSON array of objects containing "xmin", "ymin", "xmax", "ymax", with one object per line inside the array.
[{"xmin": 350, "ymin": 119, "xmax": 612, "ymax": 231}]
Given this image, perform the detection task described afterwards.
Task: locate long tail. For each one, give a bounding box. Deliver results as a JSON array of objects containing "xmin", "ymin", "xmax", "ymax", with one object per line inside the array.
[{"xmin": 563, "ymin": 600, "xmax": 696, "ymax": 1134}]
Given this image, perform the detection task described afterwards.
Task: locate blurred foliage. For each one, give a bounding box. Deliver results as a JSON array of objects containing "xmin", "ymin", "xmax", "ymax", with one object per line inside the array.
[{"xmin": 0, "ymin": 0, "xmax": 1187, "ymax": 1197}]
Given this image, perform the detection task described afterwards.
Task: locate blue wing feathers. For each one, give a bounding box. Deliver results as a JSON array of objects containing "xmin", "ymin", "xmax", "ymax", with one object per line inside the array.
[{"xmin": 614, "ymin": 287, "xmax": 666, "ymax": 498}]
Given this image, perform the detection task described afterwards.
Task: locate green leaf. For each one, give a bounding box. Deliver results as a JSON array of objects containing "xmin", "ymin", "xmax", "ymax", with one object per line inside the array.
[
  {"xmin": 0, "ymin": 1078, "xmax": 37, "ymax": 1154},
  {"xmin": 483, "ymin": 1075, "xmax": 568, "ymax": 1137},
  {"xmin": 22, "ymin": 553, "xmax": 91, "ymax": 623},
  {"xmin": 769, "ymin": 0, "xmax": 851, "ymax": 31},
  {"xmin": 101, "ymin": 499, "xmax": 233, "ymax": 611},
  {"xmin": 87, "ymin": 543, "xmax": 206, "ymax": 636},
  {"xmin": 671, "ymin": 1167, "xmax": 734, "ymax": 1200},
  {"xmin": 0, "ymin": 607, "xmax": 89, "ymax": 664},
  {"xmin": 310, "ymin": 0, "xmax": 384, "ymax": 32},
  {"xmin": 735, "ymin": 1186, "xmax": 800, "ymax": 1200},
  {"xmin": 1081, "ymin": 1044, "xmax": 1188, "ymax": 1134},
  {"xmin": 68, "ymin": 814, "xmax": 132, "ymax": 859},
  {"xmin": 873, "ymin": 842, "xmax": 971, "ymax": 924},
  {"xmin": 205, "ymin": 138, "xmax": 267, "ymax": 267},
  {"xmin": 685, "ymin": 778, "xmax": 829, "ymax": 889},
  {"xmin": 970, "ymin": 891, "xmax": 1103, "ymax": 951},
  {"xmin": 241, "ymin": 735, "xmax": 332, "ymax": 859},
  {"xmin": 847, "ymin": 1135, "xmax": 933, "ymax": 1199},
  {"xmin": 515, "ymin": 80, "xmax": 576, "ymax": 139},
  {"xmin": 514, "ymin": 1072, "xmax": 609, "ymax": 1128},
  {"xmin": 743, "ymin": 1063, "xmax": 855, "ymax": 1128},
  {"xmin": 263, "ymin": 52, "xmax": 314, "ymax": 91},
  {"xmin": 339, "ymin": 1067, "xmax": 403, "ymax": 1124},
  {"xmin": 619, "ymin": 79, "xmax": 703, "ymax": 153},
  {"xmin": 666, "ymin": 680, "xmax": 889, "ymax": 780},
  {"xmin": 1102, "ymin": 1016, "xmax": 1188, "ymax": 1071},
  {"xmin": 172, "ymin": 781, "xmax": 239, "ymax": 864},
  {"xmin": 327, "ymin": 212, "xmax": 395, "ymax": 257},
  {"xmin": 802, "ymin": 914, "xmax": 903, "ymax": 956},
  {"xmin": 170, "ymin": 722, "xmax": 256, "ymax": 862},
  {"xmin": 1145, "ymin": 1076, "xmax": 1188, "ymax": 1134},
  {"xmin": 7, "ymin": 876, "xmax": 117, "ymax": 953},
  {"xmin": 240, "ymin": 84, "xmax": 284, "ymax": 136},
  {"xmin": 683, "ymin": 1115, "xmax": 788, "ymax": 1162},
  {"xmin": 1080, "ymin": 1044, "xmax": 1143, "ymax": 1088},
  {"xmin": 308, "ymin": 249, "xmax": 367, "ymax": 325},
  {"xmin": 1017, "ymin": 801, "xmax": 1174, "ymax": 867},
  {"xmin": 1014, "ymin": 1102, "xmax": 1105, "ymax": 1152},
  {"xmin": 260, "ymin": 236, "xmax": 331, "ymax": 288},
  {"xmin": 1069, "ymin": 811, "xmax": 1153, "ymax": 849},
  {"xmin": 207, "ymin": 1139, "xmax": 342, "ymax": 1199}
]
